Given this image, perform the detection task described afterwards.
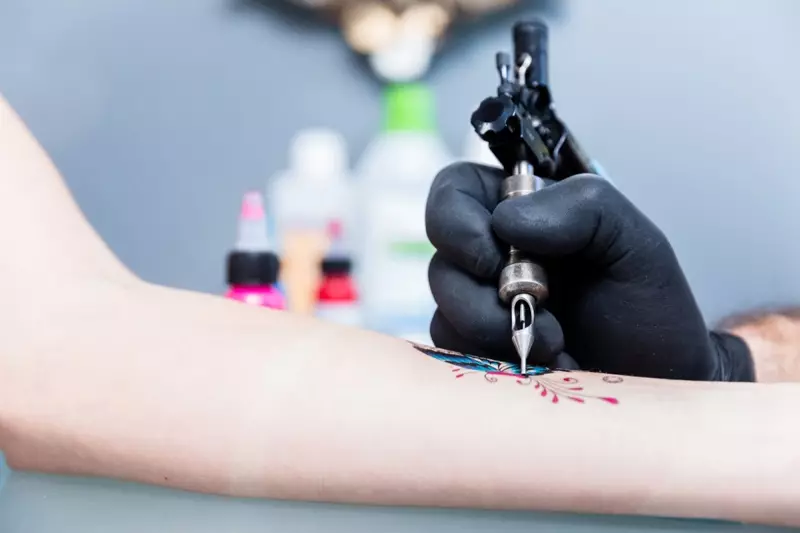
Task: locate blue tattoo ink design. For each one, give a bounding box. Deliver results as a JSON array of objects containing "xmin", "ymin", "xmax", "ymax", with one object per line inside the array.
[
  {"xmin": 410, "ymin": 343, "xmax": 622, "ymax": 405},
  {"xmin": 411, "ymin": 343, "xmax": 551, "ymax": 377}
]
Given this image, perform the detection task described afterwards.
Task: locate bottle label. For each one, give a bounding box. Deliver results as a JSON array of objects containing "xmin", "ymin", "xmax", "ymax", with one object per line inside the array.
[
  {"xmin": 360, "ymin": 197, "xmax": 435, "ymax": 310},
  {"xmin": 388, "ymin": 240, "xmax": 436, "ymax": 257}
]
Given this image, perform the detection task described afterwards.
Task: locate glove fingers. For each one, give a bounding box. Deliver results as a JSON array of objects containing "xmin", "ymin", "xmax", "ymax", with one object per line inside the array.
[
  {"xmin": 428, "ymin": 251, "xmax": 511, "ymax": 352},
  {"xmin": 492, "ymin": 175, "xmax": 662, "ymax": 268},
  {"xmin": 426, "ymin": 162, "xmax": 506, "ymax": 280},
  {"xmin": 429, "ymin": 252, "xmax": 564, "ymax": 364},
  {"xmin": 430, "ymin": 309, "xmax": 496, "ymax": 359}
]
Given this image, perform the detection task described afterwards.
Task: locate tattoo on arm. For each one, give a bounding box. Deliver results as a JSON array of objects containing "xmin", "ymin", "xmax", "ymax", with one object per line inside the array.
[{"xmin": 411, "ymin": 343, "xmax": 622, "ymax": 406}]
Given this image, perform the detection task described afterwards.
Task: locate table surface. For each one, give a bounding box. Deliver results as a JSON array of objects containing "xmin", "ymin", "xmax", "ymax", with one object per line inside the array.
[{"xmin": 0, "ymin": 458, "xmax": 790, "ymax": 533}]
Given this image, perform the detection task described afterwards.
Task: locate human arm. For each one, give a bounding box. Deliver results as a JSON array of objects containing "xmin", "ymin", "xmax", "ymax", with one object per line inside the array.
[
  {"xmin": 1, "ymin": 282, "xmax": 799, "ymax": 527},
  {"xmin": 1, "ymin": 94, "xmax": 799, "ymax": 527}
]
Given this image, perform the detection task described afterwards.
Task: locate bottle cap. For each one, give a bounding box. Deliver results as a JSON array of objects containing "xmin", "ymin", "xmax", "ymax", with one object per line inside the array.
[
  {"xmin": 289, "ymin": 128, "xmax": 348, "ymax": 179},
  {"xmin": 382, "ymin": 83, "xmax": 435, "ymax": 132},
  {"xmin": 227, "ymin": 252, "xmax": 280, "ymax": 286},
  {"xmin": 321, "ymin": 219, "xmax": 353, "ymax": 274},
  {"xmin": 229, "ymin": 191, "xmax": 280, "ymax": 286},
  {"xmin": 235, "ymin": 191, "xmax": 273, "ymax": 252}
]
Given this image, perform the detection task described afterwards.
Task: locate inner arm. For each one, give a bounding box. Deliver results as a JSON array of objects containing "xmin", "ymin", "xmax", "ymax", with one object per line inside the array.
[{"xmin": 2, "ymin": 283, "xmax": 798, "ymax": 527}]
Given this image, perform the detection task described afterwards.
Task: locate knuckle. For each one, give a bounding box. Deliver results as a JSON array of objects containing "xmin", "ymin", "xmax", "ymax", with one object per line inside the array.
[
  {"xmin": 570, "ymin": 174, "xmax": 618, "ymax": 207},
  {"xmin": 430, "ymin": 161, "xmax": 473, "ymax": 194},
  {"xmin": 426, "ymin": 164, "xmax": 470, "ymax": 243},
  {"xmin": 427, "ymin": 252, "xmax": 446, "ymax": 287},
  {"xmin": 429, "ymin": 310, "xmax": 447, "ymax": 346},
  {"xmin": 468, "ymin": 248, "xmax": 502, "ymax": 279}
]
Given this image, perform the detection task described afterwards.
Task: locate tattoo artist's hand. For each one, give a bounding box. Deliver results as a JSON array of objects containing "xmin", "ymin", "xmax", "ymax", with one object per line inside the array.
[{"xmin": 425, "ymin": 162, "xmax": 755, "ymax": 381}]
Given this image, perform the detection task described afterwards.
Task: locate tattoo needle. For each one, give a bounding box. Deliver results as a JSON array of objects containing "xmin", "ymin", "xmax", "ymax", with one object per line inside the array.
[
  {"xmin": 470, "ymin": 23, "xmax": 556, "ymax": 377},
  {"xmin": 512, "ymin": 293, "xmax": 536, "ymax": 375}
]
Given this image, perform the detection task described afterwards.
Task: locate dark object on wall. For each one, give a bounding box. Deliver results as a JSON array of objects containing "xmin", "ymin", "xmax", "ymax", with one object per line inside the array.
[{"xmin": 242, "ymin": 0, "xmax": 562, "ymax": 81}]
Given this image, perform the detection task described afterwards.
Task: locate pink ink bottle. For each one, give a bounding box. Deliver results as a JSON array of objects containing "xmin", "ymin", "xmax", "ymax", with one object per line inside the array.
[{"xmin": 225, "ymin": 191, "xmax": 286, "ymax": 310}]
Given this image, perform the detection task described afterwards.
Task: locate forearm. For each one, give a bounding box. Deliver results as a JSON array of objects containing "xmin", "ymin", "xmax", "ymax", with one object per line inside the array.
[
  {"xmin": 2, "ymin": 283, "xmax": 798, "ymax": 526},
  {"xmin": 719, "ymin": 309, "xmax": 800, "ymax": 382}
]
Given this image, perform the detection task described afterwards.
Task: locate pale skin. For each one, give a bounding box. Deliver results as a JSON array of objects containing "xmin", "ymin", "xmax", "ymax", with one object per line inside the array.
[{"xmin": 0, "ymin": 95, "xmax": 799, "ymax": 527}]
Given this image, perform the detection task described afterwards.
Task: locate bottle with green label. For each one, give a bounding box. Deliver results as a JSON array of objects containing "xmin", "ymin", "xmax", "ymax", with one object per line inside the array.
[{"xmin": 356, "ymin": 83, "xmax": 453, "ymax": 344}]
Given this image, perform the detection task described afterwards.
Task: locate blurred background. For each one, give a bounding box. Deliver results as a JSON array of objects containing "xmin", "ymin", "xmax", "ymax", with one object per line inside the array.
[{"xmin": 1, "ymin": 0, "xmax": 800, "ymax": 341}]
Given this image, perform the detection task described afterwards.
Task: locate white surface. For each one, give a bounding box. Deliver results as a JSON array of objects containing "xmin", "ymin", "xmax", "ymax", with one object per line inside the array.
[
  {"xmin": 356, "ymin": 128, "xmax": 453, "ymax": 340},
  {"xmin": 0, "ymin": 453, "xmax": 8, "ymax": 495},
  {"xmin": 0, "ymin": 469, "xmax": 788, "ymax": 533}
]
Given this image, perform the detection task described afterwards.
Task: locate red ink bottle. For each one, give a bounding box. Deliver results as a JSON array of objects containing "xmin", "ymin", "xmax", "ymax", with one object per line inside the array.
[{"xmin": 315, "ymin": 220, "xmax": 362, "ymax": 327}]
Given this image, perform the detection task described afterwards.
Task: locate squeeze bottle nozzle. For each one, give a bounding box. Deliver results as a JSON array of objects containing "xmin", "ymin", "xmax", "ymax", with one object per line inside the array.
[{"xmin": 236, "ymin": 191, "xmax": 272, "ymax": 252}]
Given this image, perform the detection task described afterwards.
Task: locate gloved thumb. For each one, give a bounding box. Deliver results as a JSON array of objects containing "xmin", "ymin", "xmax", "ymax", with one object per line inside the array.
[{"xmin": 491, "ymin": 174, "xmax": 666, "ymax": 269}]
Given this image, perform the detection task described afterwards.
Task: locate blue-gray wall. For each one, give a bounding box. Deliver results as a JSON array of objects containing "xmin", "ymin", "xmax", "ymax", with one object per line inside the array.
[{"xmin": 1, "ymin": 0, "xmax": 800, "ymax": 322}]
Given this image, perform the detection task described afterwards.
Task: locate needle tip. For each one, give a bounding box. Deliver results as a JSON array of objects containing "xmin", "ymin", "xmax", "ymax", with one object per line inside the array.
[
  {"xmin": 511, "ymin": 294, "xmax": 536, "ymax": 377},
  {"xmin": 512, "ymin": 329, "xmax": 534, "ymax": 365}
]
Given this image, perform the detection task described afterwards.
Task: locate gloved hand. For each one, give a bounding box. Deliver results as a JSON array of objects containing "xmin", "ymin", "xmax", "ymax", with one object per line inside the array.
[{"xmin": 425, "ymin": 162, "xmax": 755, "ymax": 381}]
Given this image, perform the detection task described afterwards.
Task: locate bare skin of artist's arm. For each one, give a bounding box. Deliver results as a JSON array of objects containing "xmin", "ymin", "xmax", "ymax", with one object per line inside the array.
[
  {"xmin": 1, "ymin": 95, "xmax": 799, "ymax": 527},
  {"xmin": 719, "ymin": 312, "xmax": 800, "ymax": 382}
]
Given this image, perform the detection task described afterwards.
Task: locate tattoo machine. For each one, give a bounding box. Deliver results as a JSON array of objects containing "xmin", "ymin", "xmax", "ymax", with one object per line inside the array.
[{"xmin": 470, "ymin": 19, "xmax": 596, "ymax": 374}]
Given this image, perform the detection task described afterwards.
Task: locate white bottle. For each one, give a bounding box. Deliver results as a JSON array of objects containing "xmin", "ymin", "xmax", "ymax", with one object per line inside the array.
[
  {"xmin": 356, "ymin": 83, "xmax": 453, "ymax": 344},
  {"xmin": 268, "ymin": 128, "xmax": 353, "ymax": 314}
]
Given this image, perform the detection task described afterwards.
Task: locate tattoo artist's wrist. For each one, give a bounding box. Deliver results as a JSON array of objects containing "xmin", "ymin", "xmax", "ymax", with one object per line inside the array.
[{"xmin": 709, "ymin": 331, "xmax": 756, "ymax": 383}]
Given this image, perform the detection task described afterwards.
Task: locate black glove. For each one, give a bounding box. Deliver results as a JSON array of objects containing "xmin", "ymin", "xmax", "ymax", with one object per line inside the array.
[{"xmin": 425, "ymin": 162, "xmax": 755, "ymax": 382}]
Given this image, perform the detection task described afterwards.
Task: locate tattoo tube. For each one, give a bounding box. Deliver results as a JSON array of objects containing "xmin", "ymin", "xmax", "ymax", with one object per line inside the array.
[
  {"xmin": 315, "ymin": 220, "xmax": 362, "ymax": 327},
  {"xmin": 225, "ymin": 191, "xmax": 286, "ymax": 310}
]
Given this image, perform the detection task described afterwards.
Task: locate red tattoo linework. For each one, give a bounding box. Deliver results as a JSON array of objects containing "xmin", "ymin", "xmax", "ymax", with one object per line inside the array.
[{"xmin": 449, "ymin": 367, "xmax": 622, "ymax": 405}]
